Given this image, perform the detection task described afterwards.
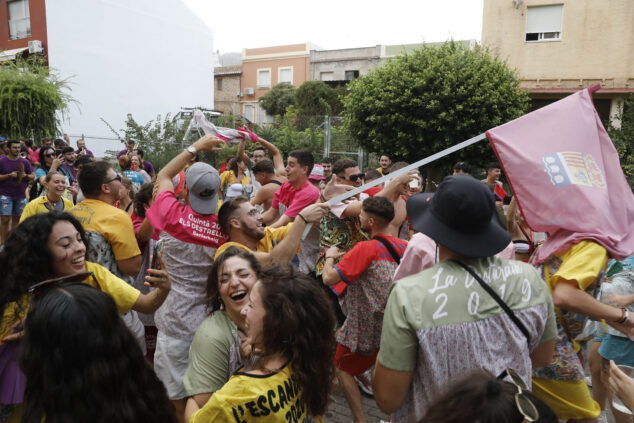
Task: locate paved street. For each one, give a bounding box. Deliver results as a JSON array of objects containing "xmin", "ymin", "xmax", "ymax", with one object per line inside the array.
[{"xmin": 323, "ymin": 384, "xmax": 619, "ymax": 423}]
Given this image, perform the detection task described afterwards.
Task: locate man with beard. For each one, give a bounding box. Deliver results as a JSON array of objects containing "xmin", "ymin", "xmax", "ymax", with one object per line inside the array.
[
  {"xmin": 321, "ymin": 196, "xmax": 407, "ymax": 423},
  {"xmin": 214, "ymin": 195, "xmax": 329, "ymax": 264}
]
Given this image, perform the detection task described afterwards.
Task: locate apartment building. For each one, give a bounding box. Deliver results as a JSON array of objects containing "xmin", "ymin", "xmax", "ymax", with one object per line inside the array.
[{"xmin": 482, "ymin": 0, "xmax": 634, "ymax": 124}]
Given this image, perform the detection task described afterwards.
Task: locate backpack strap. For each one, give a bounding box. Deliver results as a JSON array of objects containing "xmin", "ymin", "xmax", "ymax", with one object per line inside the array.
[
  {"xmin": 451, "ymin": 259, "xmax": 531, "ymax": 345},
  {"xmin": 373, "ymin": 235, "xmax": 401, "ymax": 265}
]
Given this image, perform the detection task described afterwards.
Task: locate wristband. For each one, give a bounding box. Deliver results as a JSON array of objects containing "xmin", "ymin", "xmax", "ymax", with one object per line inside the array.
[
  {"xmin": 616, "ymin": 308, "xmax": 629, "ymax": 324},
  {"xmin": 297, "ymin": 213, "xmax": 308, "ymax": 224}
]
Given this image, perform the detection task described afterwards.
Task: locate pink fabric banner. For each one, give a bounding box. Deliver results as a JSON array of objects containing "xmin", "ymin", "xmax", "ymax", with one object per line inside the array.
[{"xmin": 486, "ymin": 85, "xmax": 634, "ymax": 264}]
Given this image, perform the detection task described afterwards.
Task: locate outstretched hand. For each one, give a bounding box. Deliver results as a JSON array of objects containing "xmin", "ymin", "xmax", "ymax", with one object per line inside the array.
[
  {"xmin": 322, "ymin": 176, "xmax": 355, "ymax": 202},
  {"xmin": 193, "ymin": 135, "xmax": 224, "ymax": 152}
]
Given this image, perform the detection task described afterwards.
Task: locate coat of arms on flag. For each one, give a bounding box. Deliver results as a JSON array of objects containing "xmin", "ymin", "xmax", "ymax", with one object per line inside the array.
[{"xmin": 543, "ymin": 151, "xmax": 606, "ymax": 189}]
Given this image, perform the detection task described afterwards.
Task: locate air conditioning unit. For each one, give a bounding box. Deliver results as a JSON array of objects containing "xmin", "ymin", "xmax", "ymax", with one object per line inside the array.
[
  {"xmin": 244, "ymin": 88, "xmax": 254, "ymax": 96},
  {"xmin": 28, "ymin": 40, "xmax": 43, "ymax": 54}
]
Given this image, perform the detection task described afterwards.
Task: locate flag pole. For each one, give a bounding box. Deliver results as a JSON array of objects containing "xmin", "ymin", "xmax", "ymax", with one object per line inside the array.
[{"xmin": 302, "ymin": 132, "xmax": 488, "ymax": 239}]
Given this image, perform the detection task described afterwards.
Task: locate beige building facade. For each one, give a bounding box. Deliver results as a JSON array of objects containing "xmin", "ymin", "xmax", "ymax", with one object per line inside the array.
[
  {"xmin": 214, "ymin": 65, "xmax": 242, "ymax": 115},
  {"xmin": 482, "ymin": 0, "xmax": 634, "ymax": 124},
  {"xmin": 240, "ymin": 43, "xmax": 312, "ymax": 124}
]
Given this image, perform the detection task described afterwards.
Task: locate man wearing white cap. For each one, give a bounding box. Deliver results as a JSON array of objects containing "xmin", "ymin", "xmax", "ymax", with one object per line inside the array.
[
  {"xmin": 146, "ymin": 135, "xmax": 227, "ymax": 421},
  {"xmin": 373, "ymin": 176, "xmax": 557, "ymax": 422}
]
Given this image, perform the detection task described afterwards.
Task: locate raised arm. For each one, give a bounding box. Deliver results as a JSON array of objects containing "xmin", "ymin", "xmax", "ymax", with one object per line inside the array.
[
  {"xmin": 506, "ymin": 196, "xmax": 519, "ymax": 234},
  {"xmin": 258, "ymin": 138, "xmax": 286, "ymax": 176},
  {"xmin": 237, "ymin": 139, "xmax": 250, "ymax": 164},
  {"xmin": 155, "ymin": 135, "xmax": 223, "ymax": 195}
]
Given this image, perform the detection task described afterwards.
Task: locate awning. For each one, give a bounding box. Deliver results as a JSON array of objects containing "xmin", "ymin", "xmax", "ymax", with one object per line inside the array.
[{"xmin": 0, "ymin": 47, "xmax": 29, "ymax": 62}]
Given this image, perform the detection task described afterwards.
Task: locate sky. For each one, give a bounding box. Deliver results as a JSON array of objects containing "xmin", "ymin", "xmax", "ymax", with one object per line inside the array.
[{"xmin": 182, "ymin": 0, "xmax": 484, "ymax": 54}]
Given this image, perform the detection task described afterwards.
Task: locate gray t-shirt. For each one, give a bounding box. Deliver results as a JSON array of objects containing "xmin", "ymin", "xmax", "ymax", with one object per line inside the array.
[{"xmin": 183, "ymin": 310, "xmax": 243, "ymax": 396}]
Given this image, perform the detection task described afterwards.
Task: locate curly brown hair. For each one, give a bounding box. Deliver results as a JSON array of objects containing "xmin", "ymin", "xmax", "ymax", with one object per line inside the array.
[{"xmin": 258, "ymin": 264, "xmax": 336, "ymax": 416}]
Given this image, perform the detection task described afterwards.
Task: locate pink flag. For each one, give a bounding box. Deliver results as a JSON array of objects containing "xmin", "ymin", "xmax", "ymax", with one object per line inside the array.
[{"xmin": 487, "ymin": 85, "xmax": 634, "ymax": 264}]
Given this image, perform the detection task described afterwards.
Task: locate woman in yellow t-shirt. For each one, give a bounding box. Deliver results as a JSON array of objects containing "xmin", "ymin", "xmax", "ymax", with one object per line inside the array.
[
  {"xmin": 19, "ymin": 171, "xmax": 74, "ymax": 223},
  {"xmin": 0, "ymin": 211, "xmax": 172, "ymax": 421},
  {"xmin": 219, "ymin": 157, "xmax": 251, "ymax": 201},
  {"xmin": 187, "ymin": 264, "xmax": 335, "ymax": 423}
]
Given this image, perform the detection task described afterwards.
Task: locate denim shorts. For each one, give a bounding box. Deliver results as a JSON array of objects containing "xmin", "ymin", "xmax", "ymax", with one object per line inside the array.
[{"xmin": 0, "ymin": 195, "xmax": 27, "ymax": 217}]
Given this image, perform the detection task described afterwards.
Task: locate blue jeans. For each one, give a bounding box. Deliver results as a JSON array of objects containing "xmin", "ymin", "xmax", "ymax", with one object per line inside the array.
[{"xmin": 0, "ymin": 195, "xmax": 27, "ymax": 217}]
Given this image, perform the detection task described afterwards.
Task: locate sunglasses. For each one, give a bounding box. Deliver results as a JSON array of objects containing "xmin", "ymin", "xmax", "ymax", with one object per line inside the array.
[
  {"xmin": 44, "ymin": 153, "xmax": 55, "ymax": 158},
  {"xmin": 497, "ymin": 367, "xmax": 539, "ymax": 422},
  {"xmin": 344, "ymin": 173, "xmax": 365, "ymax": 182},
  {"xmin": 28, "ymin": 272, "xmax": 98, "ymax": 297},
  {"xmin": 104, "ymin": 174, "xmax": 122, "ymax": 184}
]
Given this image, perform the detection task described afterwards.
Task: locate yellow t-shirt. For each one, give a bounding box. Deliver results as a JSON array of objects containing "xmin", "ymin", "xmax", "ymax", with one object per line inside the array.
[
  {"xmin": 0, "ymin": 261, "xmax": 139, "ymax": 344},
  {"xmin": 214, "ymin": 224, "xmax": 293, "ymax": 259},
  {"xmin": 190, "ymin": 363, "xmax": 307, "ymax": 423},
  {"xmin": 83, "ymin": 261, "xmax": 140, "ymax": 314},
  {"xmin": 19, "ymin": 196, "xmax": 74, "ymax": 223},
  {"xmin": 70, "ymin": 199, "xmax": 141, "ymax": 261},
  {"xmin": 220, "ymin": 171, "xmax": 250, "ymax": 191},
  {"xmin": 549, "ymin": 240, "xmax": 608, "ymax": 292}
]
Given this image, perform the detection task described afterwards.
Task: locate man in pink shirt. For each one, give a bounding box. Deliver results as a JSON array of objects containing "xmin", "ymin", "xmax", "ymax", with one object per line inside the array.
[
  {"xmin": 261, "ymin": 149, "xmax": 320, "ymax": 228},
  {"xmin": 146, "ymin": 134, "xmax": 227, "ymax": 421}
]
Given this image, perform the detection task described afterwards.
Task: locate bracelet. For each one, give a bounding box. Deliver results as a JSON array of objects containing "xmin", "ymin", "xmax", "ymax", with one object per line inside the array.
[
  {"xmin": 325, "ymin": 256, "xmax": 336, "ymax": 260},
  {"xmin": 616, "ymin": 307, "xmax": 629, "ymax": 324},
  {"xmin": 320, "ymin": 193, "xmax": 326, "ymax": 202},
  {"xmin": 297, "ymin": 213, "xmax": 308, "ymax": 224}
]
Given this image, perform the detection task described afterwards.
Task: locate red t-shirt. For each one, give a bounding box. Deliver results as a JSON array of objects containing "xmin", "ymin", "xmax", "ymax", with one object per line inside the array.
[
  {"xmin": 271, "ymin": 180, "xmax": 320, "ymax": 218},
  {"xmin": 363, "ymin": 186, "xmax": 382, "ymax": 196},
  {"xmin": 334, "ymin": 234, "xmax": 407, "ymax": 291}
]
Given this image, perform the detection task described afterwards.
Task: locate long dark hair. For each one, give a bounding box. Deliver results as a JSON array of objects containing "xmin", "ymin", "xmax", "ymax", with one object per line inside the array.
[
  {"xmin": 38, "ymin": 146, "xmax": 55, "ymax": 171},
  {"xmin": 206, "ymin": 246, "xmax": 261, "ymax": 312},
  {"xmin": 133, "ymin": 182, "xmax": 154, "ymax": 218},
  {"xmin": 0, "ymin": 212, "xmax": 89, "ymax": 328},
  {"xmin": 20, "ymin": 283, "xmax": 176, "ymax": 423},
  {"xmin": 258, "ymin": 264, "xmax": 336, "ymax": 416},
  {"xmin": 420, "ymin": 371, "xmax": 557, "ymax": 423}
]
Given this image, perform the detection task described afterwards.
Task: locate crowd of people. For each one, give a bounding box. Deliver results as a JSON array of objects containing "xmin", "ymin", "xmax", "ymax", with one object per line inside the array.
[{"xmin": 0, "ymin": 132, "xmax": 634, "ymax": 423}]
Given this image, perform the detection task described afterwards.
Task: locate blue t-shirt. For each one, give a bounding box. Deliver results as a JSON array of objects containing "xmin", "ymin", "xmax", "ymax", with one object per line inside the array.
[{"xmin": 122, "ymin": 170, "xmax": 145, "ymax": 191}]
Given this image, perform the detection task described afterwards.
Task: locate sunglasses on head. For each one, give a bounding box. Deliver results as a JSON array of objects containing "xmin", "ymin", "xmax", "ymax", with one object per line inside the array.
[
  {"xmin": 497, "ymin": 367, "xmax": 539, "ymax": 422},
  {"xmin": 28, "ymin": 272, "xmax": 97, "ymax": 297},
  {"xmin": 104, "ymin": 174, "xmax": 122, "ymax": 184},
  {"xmin": 344, "ymin": 173, "xmax": 365, "ymax": 182}
]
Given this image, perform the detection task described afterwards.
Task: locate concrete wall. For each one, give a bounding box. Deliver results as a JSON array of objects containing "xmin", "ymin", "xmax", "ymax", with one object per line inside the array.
[
  {"xmin": 310, "ymin": 46, "xmax": 381, "ymax": 81},
  {"xmin": 482, "ymin": 0, "xmax": 634, "ymax": 92},
  {"xmin": 45, "ymin": 0, "xmax": 214, "ymax": 157}
]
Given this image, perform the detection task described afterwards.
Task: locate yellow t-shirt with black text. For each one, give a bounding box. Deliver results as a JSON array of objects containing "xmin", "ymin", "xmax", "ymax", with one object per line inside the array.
[{"xmin": 190, "ymin": 363, "xmax": 308, "ymax": 423}]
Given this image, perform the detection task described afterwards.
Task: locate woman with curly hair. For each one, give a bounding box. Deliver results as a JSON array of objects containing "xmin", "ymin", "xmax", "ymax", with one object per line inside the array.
[
  {"xmin": 0, "ymin": 211, "xmax": 171, "ymax": 421},
  {"xmin": 21, "ymin": 282, "xmax": 177, "ymax": 423},
  {"xmin": 183, "ymin": 247, "xmax": 261, "ymax": 420},
  {"xmin": 188, "ymin": 264, "xmax": 336, "ymax": 422}
]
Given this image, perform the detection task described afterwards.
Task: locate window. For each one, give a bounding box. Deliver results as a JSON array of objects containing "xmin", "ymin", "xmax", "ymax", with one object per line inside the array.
[
  {"xmin": 8, "ymin": 0, "xmax": 31, "ymax": 40},
  {"xmin": 278, "ymin": 67, "xmax": 293, "ymax": 84},
  {"xmin": 257, "ymin": 69, "xmax": 271, "ymax": 89},
  {"xmin": 525, "ymin": 4, "xmax": 563, "ymax": 42},
  {"xmin": 244, "ymin": 105, "xmax": 255, "ymax": 122},
  {"xmin": 217, "ymin": 78, "xmax": 223, "ymax": 91},
  {"xmin": 320, "ymin": 72, "xmax": 334, "ymax": 81},
  {"xmin": 345, "ymin": 70, "xmax": 360, "ymax": 81}
]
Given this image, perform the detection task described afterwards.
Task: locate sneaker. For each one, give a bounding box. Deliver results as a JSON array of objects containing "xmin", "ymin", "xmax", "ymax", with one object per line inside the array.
[{"xmin": 354, "ymin": 368, "xmax": 374, "ymax": 397}]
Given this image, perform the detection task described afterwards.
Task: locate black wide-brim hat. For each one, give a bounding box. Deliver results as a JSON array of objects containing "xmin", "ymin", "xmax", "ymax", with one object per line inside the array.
[{"xmin": 408, "ymin": 176, "xmax": 511, "ymax": 257}]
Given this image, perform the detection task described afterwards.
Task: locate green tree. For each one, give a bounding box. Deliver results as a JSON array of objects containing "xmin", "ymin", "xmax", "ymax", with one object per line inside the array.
[
  {"xmin": 295, "ymin": 80, "xmax": 342, "ymax": 119},
  {"xmin": 342, "ymin": 41, "xmax": 529, "ymax": 184},
  {"xmin": 259, "ymin": 82, "xmax": 296, "ymax": 117},
  {"xmin": 0, "ymin": 56, "xmax": 74, "ymax": 140},
  {"xmin": 609, "ymin": 94, "xmax": 634, "ymax": 188}
]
